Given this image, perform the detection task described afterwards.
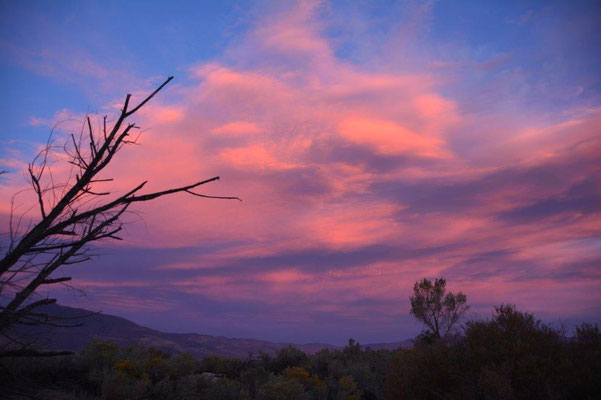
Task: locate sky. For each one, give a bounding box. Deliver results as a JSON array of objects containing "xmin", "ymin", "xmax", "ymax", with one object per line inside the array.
[{"xmin": 0, "ymin": 0, "xmax": 600, "ymax": 345}]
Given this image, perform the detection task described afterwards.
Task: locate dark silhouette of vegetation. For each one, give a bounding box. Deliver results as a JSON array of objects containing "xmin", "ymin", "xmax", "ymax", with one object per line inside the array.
[
  {"xmin": 385, "ymin": 305, "xmax": 601, "ymax": 400},
  {"xmin": 0, "ymin": 338, "xmax": 395, "ymax": 399},
  {"xmin": 410, "ymin": 277, "xmax": 469, "ymax": 341},
  {"xmin": 0, "ymin": 77, "xmax": 239, "ymax": 357},
  {"xmin": 1, "ymin": 304, "xmax": 599, "ymax": 399}
]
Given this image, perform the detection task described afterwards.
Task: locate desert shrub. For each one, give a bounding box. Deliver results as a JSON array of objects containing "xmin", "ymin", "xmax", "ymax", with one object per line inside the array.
[
  {"xmin": 101, "ymin": 370, "xmax": 150, "ymax": 400},
  {"xmin": 462, "ymin": 304, "xmax": 565, "ymax": 399},
  {"xmin": 119, "ymin": 344, "xmax": 170, "ymax": 380},
  {"xmin": 336, "ymin": 375, "xmax": 362, "ymax": 400},
  {"xmin": 79, "ymin": 340, "xmax": 120, "ymax": 370},
  {"xmin": 384, "ymin": 304, "xmax": 601, "ymax": 400},
  {"xmin": 3, "ymin": 307, "xmax": 599, "ymax": 400},
  {"xmin": 310, "ymin": 348, "xmax": 332, "ymax": 378},
  {"xmin": 200, "ymin": 354, "xmax": 246, "ymax": 378},
  {"xmin": 326, "ymin": 357, "xmax": 346, "ymax": 380},
  {"xmin": 204, "ymin": 377, "xmax": 242, "ymax": 400},
  {"xmin": 0, "ymin": 355, "xmax": 94, "ymax": 399},
  {"xmin": 169, "ymin": 352, "xmax": 201, "ymax": 377},
  {"xmin": 562, "ymin": 323, "xmax": 601, "ymax": 399},
  {"xmin": 283, "ymin": 366, "xmax": 327, "ymax": 400},
  {"xmin": 384, "ymin": 344, "xmax": 465, "ymax": 400},
  {"xmin": 345, "ymin": 362, "xmax": 375, "ymax": 398},
  {"xmin": 149, "ymin": 377, "xmax": 177, "ymax": 400},
  {"xmin": 258, "ymin": 375, "xmax": 307, "ymax": 400},
  {"xmin": 240, "ymin": 366, "xmax": 269, "ymax": 398},
  {"xmin": 266, "ymin": 345, "xmax": 309, "ymax": 374},
  {"xmin": 174, "ymin": 374, "xmax": 206, "ymax": 399}
]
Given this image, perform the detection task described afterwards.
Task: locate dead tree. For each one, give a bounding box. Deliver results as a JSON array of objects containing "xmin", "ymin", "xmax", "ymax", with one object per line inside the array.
[{"xmin": 0, "ymin": 76, "xmax": 238, "ymax": 356}]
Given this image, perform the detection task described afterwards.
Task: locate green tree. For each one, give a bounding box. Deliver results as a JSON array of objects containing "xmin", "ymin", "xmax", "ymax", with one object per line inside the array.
[{"xmin": 410, "ymin": 278, "xmax": 469, "ymax": 340}]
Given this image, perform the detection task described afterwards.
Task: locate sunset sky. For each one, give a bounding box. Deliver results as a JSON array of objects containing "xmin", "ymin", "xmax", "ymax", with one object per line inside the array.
[{"xmin": 1, "ymin": 0, "xmax": 600, "ymax": 344}]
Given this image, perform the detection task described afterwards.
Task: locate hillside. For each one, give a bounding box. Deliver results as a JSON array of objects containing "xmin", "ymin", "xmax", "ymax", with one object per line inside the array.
[{"xmin": 19, "ymin": 304, "xmax": 411, "ymax": 358}]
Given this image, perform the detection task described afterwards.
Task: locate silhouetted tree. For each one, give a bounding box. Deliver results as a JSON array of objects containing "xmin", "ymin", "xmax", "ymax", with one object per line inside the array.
[
  {"xmin": 0, "ymin": 76, "xmax": 238, "ymax": 356},
  {"xmin": 410, "ymin": 277, "xmax": 469, "ymax": 340}
]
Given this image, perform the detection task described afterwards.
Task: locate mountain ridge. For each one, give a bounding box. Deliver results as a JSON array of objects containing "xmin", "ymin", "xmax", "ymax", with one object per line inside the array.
[{"xmin": 18, "ymin": 304, "xmax": 412, "ymax": 359}]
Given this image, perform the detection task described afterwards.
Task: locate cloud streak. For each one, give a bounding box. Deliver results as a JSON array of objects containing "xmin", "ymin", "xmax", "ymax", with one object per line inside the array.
[{"xmin": 1, "ymin": 0, "xmax": 600, "ymax": 343}]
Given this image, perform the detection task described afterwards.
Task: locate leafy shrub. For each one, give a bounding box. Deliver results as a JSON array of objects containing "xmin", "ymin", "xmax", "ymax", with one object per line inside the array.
[
  {"xmin": 2, "ymin": 305, "xmax": 599, "ymax": 400},
  {"xmin": 204, "ymin": 377, "xmax": 242, "ymax": 400},
  {"xmin": 267, "ymin": 345, "xmax": 309, "ymax": 374},
  {"xmin": 258, "ymin": 376, "xmax": 307, "ymax": 400},
  {"xmin": 384, "ymin": 304, "xmax": 601, "ymax": 400},
  {"xmin": 101, "ymin": 370, "xmax": 150, "ymax": 400}
]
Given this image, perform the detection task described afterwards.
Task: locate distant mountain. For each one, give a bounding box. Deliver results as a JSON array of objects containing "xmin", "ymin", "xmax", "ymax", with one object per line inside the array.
[{"xmin": 15, "ymin": 304, "xmax": 411, "ymax": 359}]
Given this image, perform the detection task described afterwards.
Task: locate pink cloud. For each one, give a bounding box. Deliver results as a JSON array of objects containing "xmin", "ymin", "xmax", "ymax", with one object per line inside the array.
[
  {"xmin": 2, "ymin": 1, "xmax": 600, "ymax": 336},
  {"xmin": 141, "ymin": 105, "xmax": 185, "ymax": 123},
  {"xmin": 212, "ymin": 121, "xmax": 262, "ymax": 135},
  {"xmin": 220, "ymin": 144, "xmax": 299, "ymax": 171},
  {"xmin": 338, "ymin": 117, "xmax": 448, "ymax": 158}
]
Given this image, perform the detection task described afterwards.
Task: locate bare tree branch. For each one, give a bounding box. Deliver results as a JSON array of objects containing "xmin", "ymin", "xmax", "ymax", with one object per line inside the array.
[{"xmin": 0, "ymin": 75, "xmax": 238, "ymax": 355}]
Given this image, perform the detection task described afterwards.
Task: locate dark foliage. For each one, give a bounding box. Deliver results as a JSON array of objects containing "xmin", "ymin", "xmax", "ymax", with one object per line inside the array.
[
  {"xmin": 410, "ymin": 277, "xmax": 469, "ymax": 340},
  {"xmin": 1, "ymin": 306, "xmax": 599, "ymax": 399},
  {"xmin": 384, "ymin": 305, "xmax": 601, "ymax": 400}
]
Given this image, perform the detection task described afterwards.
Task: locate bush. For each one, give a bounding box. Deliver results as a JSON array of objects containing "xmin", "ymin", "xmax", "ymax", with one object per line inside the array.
[
  {"xmin": 204, "ymin": 378, "xmax": 242, "ymax": 400},
  {"xmin": 384, "ymin": 304, "xmax": 601, "ymax": 400},
  {"xmin": 169, "ymin": 352, "xmax": 201, "ymax": 377},
  {"xmin": 2, "ymin": 306, "xmax": 599, "ymax": 400},
  {"xmin": 267, "ymin": 345, "xmax": 309, "ymax": 374},
  {"xmin": 258, "ymin": 376, "xmax": 307, "ymax": 400},
  {"xmin": 101, "ymin": 370, "xmax": 150, "ymax": 400}
]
